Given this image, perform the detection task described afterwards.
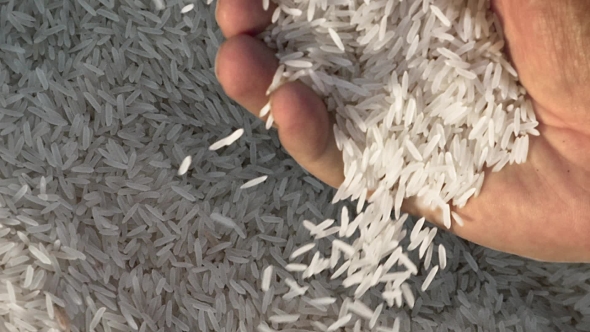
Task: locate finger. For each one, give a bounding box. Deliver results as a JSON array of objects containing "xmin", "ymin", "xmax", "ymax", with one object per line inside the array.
[
  {"xmin": 215, "ymin": 35, "xmax": 345, "ymax": 187},
  {"xmin": 216, "ymin": 0, "xmax": 275, "ymax": 38},
  {"xmin": 271, "ymin": 82, "xmax": 345, "ymax": 188},
  {"xmin": 215, "ymin": 35, "xmax": 278, "ymax": 116}
]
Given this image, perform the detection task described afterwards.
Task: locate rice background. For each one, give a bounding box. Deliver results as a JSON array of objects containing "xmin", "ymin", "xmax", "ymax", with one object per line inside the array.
[{"xmin": 0, "ymin": 0, "xmax": 588, "ymax": 331}]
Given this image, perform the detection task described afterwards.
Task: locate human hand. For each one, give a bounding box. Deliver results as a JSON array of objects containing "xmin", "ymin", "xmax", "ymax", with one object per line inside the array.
[{"xmin": 214, "ymin": 0, "xmax": 590, "ymax": 262}]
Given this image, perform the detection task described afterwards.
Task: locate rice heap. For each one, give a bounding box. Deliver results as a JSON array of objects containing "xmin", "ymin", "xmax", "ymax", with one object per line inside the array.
[
  {"xmin": 1, "ymin": 0, "xmax": 586, "ymax": 331},
  {"xmin": 262, "ymin": 0, "xmax": 537, "ymax": 214}
]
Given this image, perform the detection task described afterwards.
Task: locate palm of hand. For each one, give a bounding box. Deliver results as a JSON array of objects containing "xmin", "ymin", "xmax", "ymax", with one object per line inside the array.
[
  {"xmin": 215, "ymin": 0, "xmax": 590, "ymax": 262},
  {"xmin": 457, "ymin": 0, "xmax": 590, "ymax": 262}
]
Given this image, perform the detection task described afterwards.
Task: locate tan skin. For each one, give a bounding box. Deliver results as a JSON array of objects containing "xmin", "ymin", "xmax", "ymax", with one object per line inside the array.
[{"xmin": 215, "ymin": 0, "xmax": 590, "ymax": 263}]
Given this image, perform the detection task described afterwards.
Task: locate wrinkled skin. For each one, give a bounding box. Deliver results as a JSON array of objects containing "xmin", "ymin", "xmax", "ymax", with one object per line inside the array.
[{"xmin": 215, "ymin": 0, "xmax": 590, "ymax": 262}]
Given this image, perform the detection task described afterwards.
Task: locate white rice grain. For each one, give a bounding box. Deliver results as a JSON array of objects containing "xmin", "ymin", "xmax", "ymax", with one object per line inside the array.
[
  {"xmin": 308, "ymin": 297, "xmax": 337, "ymax": 306},
  {"xmin": 285, "ymin": 263, "xmax": 308, "ymax": 272},
  {"xmin": 240, "ymin": 176, "xmax": 268, "ymax": 189},
  {"xmin": 328, "ymin": 28, "xmax": 345, "ymax": 52},
  {"xmin": 29, "ymin": 245, "xmax": 52, "ymax": 265},
  {"xmin": 259, "ymin": 102, "xmax": 271, "ymax": 118},
  {"xmin": 209, "ymin": 128, "xmax": 244, "ymax": 151},
  {"xmin": 451, "ymin": 211, "xmax": 465, "ymax": 227},
  {"xmin": 89, "ymin": 307, "xmax": 106, "ymax": 330},
  {"xmin": 180, "ymin": 4, "xmax": 194, "ymax": 13},
  {"xmin": 332, "ymin": 240, "xmax": 355, "ymax": 258},
  {"xmin": 6, "ymin": 281, "xmax": 16, "ymax": 303},
  {"xmin": 327, "ymin": 314, "xmax": 352, "ymax": 331},
  {"xmin": 430, "ymin": 5, "xmax": 451, "ymax": 26},
  {"xmin": 261, "ymin": 266, "xmax": 273, "ymax": 292},
  {"xmin": 269, "ymin": 314, "xmax": 300, "ymax": 323},
  {"xmin": 177, "ymin": 156, "xmax": 192, "ymax": 175},
  {"xmin": 421, "ymin": 265, "xmax": 439, "ymax": 291},
  {"xmin": 290, "ymin": 243, "xmax": 316, "ymax": 259},
  {"xmin": 438, "ymin": 244, "xmax": 447, "ymax": 269}
]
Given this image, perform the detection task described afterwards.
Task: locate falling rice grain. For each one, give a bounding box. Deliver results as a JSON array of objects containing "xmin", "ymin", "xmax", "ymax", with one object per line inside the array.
[
  {"xmin": 180, "ymin": 4, "xmax": 194, "ymax": 13},
  {"xmin": 240, "ymin": 176, "xmax": 268, "ymax": 189},
  {"xmin": 209, "ymin": 128, "xmax": 244, "ymax": 151},
  {"xmin": 285, "ymin": 263, "xmax": 308, "ymax": 272},
  {"xmin": 308, "ymin": 297, "xmax": 337, "ymax": 306},
  {"xmin": 438, "ymin": 244, "xmax": 447, "ymax": 269},
  {"xmin": 259, "ymin": 102, "xmax": 271, "ymax": 118},
  {"xmin": 421, "ymin": 265, "xmax": 439, "ymax": 291},
  {"xmin": 290, "ymin": 243, "xmax": 316, "ymax": 259},
  {"xmin": 177, "ymin": 156, "xmax": 192, "ymax": 175}
]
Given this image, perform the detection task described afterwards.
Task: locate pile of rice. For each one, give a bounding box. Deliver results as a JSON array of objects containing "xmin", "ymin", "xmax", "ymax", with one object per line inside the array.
[
  {"xmin": 261, "ymin": 0, "xmax": 537, "ymax": 213},
  {"xmin": 0, "ymin": 0, "xmax": 587, "ymax": 331}
]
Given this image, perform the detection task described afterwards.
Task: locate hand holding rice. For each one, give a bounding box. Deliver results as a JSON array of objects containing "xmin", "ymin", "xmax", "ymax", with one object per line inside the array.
[{"xmin": 215, "ymin": 0, "xmax": 590, "ymax": 263}]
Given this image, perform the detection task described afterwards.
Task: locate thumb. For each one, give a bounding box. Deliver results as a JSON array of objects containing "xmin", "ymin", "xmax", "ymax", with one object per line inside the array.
[{"xmin": 270, "ymin": 81, "xmax": 345, "ymax": 188}]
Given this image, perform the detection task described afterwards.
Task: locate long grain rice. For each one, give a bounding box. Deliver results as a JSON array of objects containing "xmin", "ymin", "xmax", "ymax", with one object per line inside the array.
[{"xmin": 0, "ymin": 1, "xmax": 565, "ymax": 332}]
